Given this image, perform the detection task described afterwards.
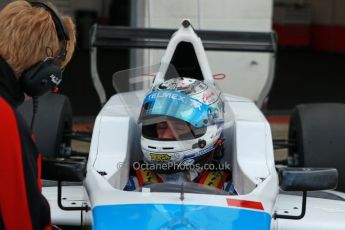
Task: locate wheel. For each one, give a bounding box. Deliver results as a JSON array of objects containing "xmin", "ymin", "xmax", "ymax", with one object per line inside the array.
[
  {"xmin": 17, "ymin": 93, "xmax": 73, "ymax": 158},
  {"xmin": 288, "ymin": 103, "xmax": 345, "ymax": 191}
]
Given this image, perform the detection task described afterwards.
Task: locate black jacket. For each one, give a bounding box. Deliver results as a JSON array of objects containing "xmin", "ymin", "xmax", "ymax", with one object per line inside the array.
[{"xmin": 0, "ymin": 57, "xmax": 51, "ymax": 230}]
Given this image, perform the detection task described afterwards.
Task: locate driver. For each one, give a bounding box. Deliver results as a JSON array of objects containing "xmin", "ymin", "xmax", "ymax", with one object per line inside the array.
[{"xmin": 124, "ymin": 77, "xmax": 236, "ymax": 194}]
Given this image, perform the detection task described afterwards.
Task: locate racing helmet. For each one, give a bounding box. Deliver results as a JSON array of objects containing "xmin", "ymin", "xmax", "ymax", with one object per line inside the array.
[{"xmin": 138, "ymin": 77, "xmax": 224, "ymax": 170}]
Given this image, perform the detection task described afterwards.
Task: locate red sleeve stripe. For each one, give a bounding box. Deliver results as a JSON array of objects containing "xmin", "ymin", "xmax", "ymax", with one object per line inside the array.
[
  {"xmin": 37, "ymin": 154, "xmax": 42, "ymax": 191},
  {"xmin": 31, "ymin": 134, "xmax": 42, "ymax": 190},
  {"xmin": 226, "ymin": 198, "xmax": 264, "ymax": 211},
  {"xmin": 0, "ymin": 98, "xmax": 33, "ymax": 230},
  {"xmin": 44, "ymin": 224, "xmax": 52, "ymax": 230}
]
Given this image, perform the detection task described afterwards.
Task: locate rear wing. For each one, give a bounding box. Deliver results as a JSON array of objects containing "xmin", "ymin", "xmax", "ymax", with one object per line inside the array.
[{"xmin": 89, "ymin": 24, "xmax": 277, "ymax": 105}]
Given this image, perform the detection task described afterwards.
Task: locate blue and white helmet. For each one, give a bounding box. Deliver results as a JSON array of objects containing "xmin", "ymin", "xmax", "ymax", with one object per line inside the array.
[{"xmin": 138, "ymin": 77, "xmax": 224, "ymax": 170}]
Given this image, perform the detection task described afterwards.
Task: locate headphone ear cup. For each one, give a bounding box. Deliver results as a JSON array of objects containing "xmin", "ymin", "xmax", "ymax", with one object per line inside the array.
[{"xmin": 20, "ymin": 58, "xmax": 62, "ymax": 97}]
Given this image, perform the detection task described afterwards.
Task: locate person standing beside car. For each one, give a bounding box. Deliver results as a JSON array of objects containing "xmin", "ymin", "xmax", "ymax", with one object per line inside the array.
[{"xmin": 0, "ymin": 1, "xmax": 76, "ymax": 229}]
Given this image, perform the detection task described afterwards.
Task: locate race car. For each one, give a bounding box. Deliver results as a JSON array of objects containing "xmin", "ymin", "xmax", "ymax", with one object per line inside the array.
[{"xmin": 20, "ymin": 20, "xmax": 345, "ymax": 229}]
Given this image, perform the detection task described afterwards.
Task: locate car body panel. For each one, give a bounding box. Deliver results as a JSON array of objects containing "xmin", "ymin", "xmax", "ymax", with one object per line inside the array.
[
  {"xmin": 43, "ymin": 22, "xmax": 345, "ymax": 229},
  {"xmin": 93, "ymin": 203, "xmax": 271, "ymax": 229},
  {"xmin": 272, "ymin": 194, "xmax": 345, "ymax": 229}
]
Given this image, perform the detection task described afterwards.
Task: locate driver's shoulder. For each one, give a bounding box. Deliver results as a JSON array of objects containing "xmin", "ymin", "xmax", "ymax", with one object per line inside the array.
[{"xmin": 197, "ymin": 170, "xmax": 229, "ymax": 188}]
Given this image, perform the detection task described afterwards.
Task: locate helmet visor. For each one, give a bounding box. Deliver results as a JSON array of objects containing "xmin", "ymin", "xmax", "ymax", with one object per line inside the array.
[
  {"xmin": 138, "ymin": 90, "xmax": 215, "ymax": 128},
  {"xmin": 142, "ymin": 117, "xmax": 206, "ymax": 140}
]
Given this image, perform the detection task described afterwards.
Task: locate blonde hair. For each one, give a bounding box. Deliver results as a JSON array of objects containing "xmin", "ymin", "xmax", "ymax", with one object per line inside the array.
[{"xmin": 0, "ymin": 0, "xmax": 76, "ymax": 77}]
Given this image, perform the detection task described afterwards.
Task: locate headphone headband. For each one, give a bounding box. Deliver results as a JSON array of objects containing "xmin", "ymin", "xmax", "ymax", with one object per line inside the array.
[
  {"xmin": 20, "ymin": 1, "xmax": 71, "ymax": 97},
  {"xmin": 31, "ymin": 1, "xmax": 70, "ymax": 61}
]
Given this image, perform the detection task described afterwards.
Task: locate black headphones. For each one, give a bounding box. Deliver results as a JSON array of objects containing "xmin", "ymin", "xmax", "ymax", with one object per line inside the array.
[{"xmin": 20, "ymin": 1, "xmax": 70, "ymax": 97}]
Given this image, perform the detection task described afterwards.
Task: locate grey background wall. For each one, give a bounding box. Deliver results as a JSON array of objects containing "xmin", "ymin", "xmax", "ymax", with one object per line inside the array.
[{"xmin": 1, "ymin": 0, "xmax": 345, "ymax": 115}]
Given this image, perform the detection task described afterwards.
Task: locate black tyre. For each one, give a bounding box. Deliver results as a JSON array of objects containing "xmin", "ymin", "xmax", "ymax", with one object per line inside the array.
[
  {"xmin": 17, "ymin": 93, "xmax": 73, "ymax": 158},
  {"xmin": 289, "ymin": 103, "xmax": 345, "ymax": 191}
]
